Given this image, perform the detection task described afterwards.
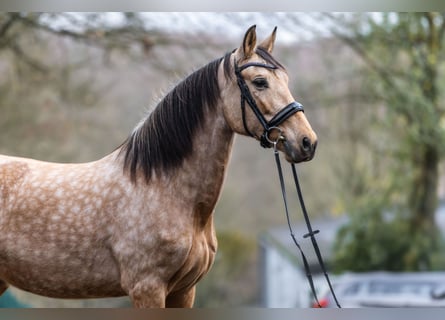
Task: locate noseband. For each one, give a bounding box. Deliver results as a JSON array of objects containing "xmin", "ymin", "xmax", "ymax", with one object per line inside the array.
[{"xmin": 234, "ymin": 60, "xmax": 304, "ymax": 148}]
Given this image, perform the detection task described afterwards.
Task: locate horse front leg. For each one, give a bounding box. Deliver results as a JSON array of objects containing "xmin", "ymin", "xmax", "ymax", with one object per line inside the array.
[
  {"xmin": 128, "ymin": 278, "xmax": 168, "ymax": 308},
  {"xmin": 166, "ymin": 286, "xmax": 196, "ymax": 308}
]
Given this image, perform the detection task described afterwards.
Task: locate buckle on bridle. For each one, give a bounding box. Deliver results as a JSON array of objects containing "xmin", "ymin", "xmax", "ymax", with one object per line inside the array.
[
  {"xmin": 261, "ymin": 126, "xmax": 284, "ymax": 150},
  {"xmin": 260, "ymin": 101, "xmax": 304, "ymax": 148}
]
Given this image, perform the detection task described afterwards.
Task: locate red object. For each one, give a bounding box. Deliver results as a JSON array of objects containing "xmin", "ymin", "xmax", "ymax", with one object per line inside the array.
[{"xmin": 312, "ymin": 298, "xmax": 329, "ymax": 308}]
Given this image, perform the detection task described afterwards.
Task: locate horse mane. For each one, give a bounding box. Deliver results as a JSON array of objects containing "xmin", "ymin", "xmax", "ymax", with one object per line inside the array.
[
  {"xmin": 120, "ymin": 52, "xmax": 233, "ymax": 183},
  {"xmin": 120, "ymin": 47, "xmax": 282, "ymax": 183}
]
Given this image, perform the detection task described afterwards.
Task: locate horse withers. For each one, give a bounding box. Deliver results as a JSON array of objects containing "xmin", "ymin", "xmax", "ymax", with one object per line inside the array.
[{"xmin": 0, "ymin": 26, "xmax": 317, "ymax": 307}]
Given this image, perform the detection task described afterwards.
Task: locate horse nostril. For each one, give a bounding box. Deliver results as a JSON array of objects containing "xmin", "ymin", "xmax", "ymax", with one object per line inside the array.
[{"xmin": 302, "ymin": 136, "xmax": 312, "ymax": 153}]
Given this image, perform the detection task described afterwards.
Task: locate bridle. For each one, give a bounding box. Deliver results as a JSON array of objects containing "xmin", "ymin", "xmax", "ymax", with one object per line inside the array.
[
  {"xmin": 234, "ymin": 60, "xmax": 304, "ymax": 148},
  {"xmin": 234, "ymin": 57, "xmax": 341, "ymax": 308}
]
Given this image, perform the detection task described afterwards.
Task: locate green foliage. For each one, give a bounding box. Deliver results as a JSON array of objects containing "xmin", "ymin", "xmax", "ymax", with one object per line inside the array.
[
  {"xmin": 329, "ymin": 12, "xmax": 445, "ymax": 272},
  {"xmin": 333, "ymin": 197, "xmax": 445, "ymax": 272}
]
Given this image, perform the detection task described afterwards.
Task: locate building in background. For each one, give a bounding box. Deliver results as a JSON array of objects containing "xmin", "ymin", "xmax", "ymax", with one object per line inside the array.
[
  {"xmin": 259, "ymin": 216, "xmax": 346, "ymax": 307},
  {"xmin": 259, "ymin": 203, "xmax": 445, "ymax": 307}
]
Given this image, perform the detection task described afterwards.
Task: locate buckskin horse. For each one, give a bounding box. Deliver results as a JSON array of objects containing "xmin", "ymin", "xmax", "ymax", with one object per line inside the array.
[{"xmin": 0, "ymin": 26, "xmax": 317, "ymax": 307}]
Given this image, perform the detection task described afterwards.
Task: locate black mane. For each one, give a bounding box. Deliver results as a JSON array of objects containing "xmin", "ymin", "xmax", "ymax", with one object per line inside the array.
[
  {"xmin": 120, "ymin": 52, "xmax": 232, "ymax": 183},
  {"xmin": 120, "ymin": 47, "xmax": 282, "ymax": 183}
]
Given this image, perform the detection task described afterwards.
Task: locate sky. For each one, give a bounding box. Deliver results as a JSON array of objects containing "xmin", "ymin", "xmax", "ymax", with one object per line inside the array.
[
  {"xmin": 44, "ymin": 12, "xmax": 331, "ymax": 44},
  {"xmin": 140, "ymin": 13, "xmax": 310, "ymax": 43}
]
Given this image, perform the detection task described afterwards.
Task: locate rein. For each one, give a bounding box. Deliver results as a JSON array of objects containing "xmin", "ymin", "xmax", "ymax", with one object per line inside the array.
[
  {"xmin": 273, "ymin": 142, "xmax": 341, "ymax": 308},
  {"xmin": 234, "ymin": 59, "xmax": 341, "ymax": 308}
]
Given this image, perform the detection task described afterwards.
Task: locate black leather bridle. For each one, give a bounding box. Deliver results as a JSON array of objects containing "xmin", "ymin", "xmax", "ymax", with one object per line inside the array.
[
  {"xmin": 234, "ymin": 58, "xmax": 341, "ymax": 308},
  {"xmin": 234, "ymin": 60, "xmax": 304, "ymax": 148}
]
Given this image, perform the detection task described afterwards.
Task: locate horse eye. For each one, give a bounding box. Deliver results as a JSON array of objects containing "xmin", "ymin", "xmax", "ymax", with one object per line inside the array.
[{"xmin": 252, "ymin": 78, "xmax": 269, "ymax": 89}]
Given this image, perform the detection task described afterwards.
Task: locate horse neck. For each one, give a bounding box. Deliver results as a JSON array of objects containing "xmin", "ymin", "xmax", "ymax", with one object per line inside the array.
[
  {"xmin": 175, "ymin": 102, "xmax": 235, "ymax": 212},
  {"xmin": 115, "ymin": 57, "xmax": 236, "ymax": 222}
]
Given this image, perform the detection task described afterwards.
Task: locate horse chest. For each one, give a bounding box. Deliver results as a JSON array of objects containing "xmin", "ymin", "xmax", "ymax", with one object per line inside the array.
[{"xmin": 167, "ymin": 224, "xmax": 217, "ymax": 294}]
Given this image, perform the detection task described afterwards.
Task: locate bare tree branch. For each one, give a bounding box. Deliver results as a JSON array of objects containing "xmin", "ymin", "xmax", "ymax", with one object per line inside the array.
[
  {"xmin": 10, "ymin": 42, "xmax": 48, "ymax": 73},
  {"xmin": 322, "ymin": 13, "xmax": 418, "ymax": 122},
  {"xmin": 0, "ymin": 12, "xmax": 20, "ymax": 38},
  {"xmin": 15, "ymin": 14, "xmax": 101, "ymax": 45}
]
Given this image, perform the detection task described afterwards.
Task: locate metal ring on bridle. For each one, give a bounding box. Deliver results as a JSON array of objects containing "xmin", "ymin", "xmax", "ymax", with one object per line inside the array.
[{"xmin": 265, "ymin": 126, "xmax": 284, "ymax": 145}]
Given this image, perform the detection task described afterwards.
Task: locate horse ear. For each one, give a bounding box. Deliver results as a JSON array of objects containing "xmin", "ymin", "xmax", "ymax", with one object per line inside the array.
[
  {"xmin": 240, "ymin": 25, "xmax": 257, "ymax": 59},
  {"xmin": 259, "ymin": 26, "xmax": 277, "ymax": 53}
]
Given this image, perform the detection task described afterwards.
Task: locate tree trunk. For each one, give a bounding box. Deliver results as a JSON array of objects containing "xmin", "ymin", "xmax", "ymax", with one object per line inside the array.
[
  {"xmin": 405, "ymin": 12, "xmax": 443, "ymax": 270},
  {"xmin": 407, "ymin": 143, "xmax": 440, "ymax": 269}
]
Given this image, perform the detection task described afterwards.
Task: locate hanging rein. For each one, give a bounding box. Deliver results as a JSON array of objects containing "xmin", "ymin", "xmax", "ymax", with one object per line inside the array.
[{"xmin": 234, "ymin": 59, "xmax": 341, "ymax": 308}]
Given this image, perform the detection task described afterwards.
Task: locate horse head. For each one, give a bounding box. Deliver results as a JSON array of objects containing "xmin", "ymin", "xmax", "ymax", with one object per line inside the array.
[{"xmin": 221, "ymin": 25, "xmax": 318, "ymax": 163}]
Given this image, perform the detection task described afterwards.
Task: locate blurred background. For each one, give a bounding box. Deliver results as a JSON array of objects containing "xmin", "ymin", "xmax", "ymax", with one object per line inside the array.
[{"xmin": 1, "ymin": 12, "xmax": 445, "ymax": 307}]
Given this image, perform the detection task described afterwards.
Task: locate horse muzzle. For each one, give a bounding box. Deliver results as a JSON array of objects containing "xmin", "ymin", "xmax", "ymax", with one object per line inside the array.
[{"xmin": 282, "ymin": 136, "xmax": 317, "ymax": 163}]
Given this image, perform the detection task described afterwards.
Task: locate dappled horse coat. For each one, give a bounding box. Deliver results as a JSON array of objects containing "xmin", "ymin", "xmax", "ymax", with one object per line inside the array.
[{"xmin": 0, "ymin": 26, "xmax": 317, "ymax": 307}]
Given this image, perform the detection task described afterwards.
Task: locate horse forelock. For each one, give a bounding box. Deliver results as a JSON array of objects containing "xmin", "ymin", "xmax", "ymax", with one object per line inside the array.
[{"xmin": 120, "ymin": 52, "xmax": 233, "ymax": 183}]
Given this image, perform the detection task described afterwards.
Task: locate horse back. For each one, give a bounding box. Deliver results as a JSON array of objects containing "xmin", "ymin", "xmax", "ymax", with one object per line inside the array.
[{"xmin": 0, "ymin": 155, "xmax": 31, "ymax": 212}]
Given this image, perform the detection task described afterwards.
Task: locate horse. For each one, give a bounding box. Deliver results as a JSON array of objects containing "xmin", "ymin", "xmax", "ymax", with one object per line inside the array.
[{"xmin": 0, "ymin": 25, "xmax": 317, "ymax": 307}]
